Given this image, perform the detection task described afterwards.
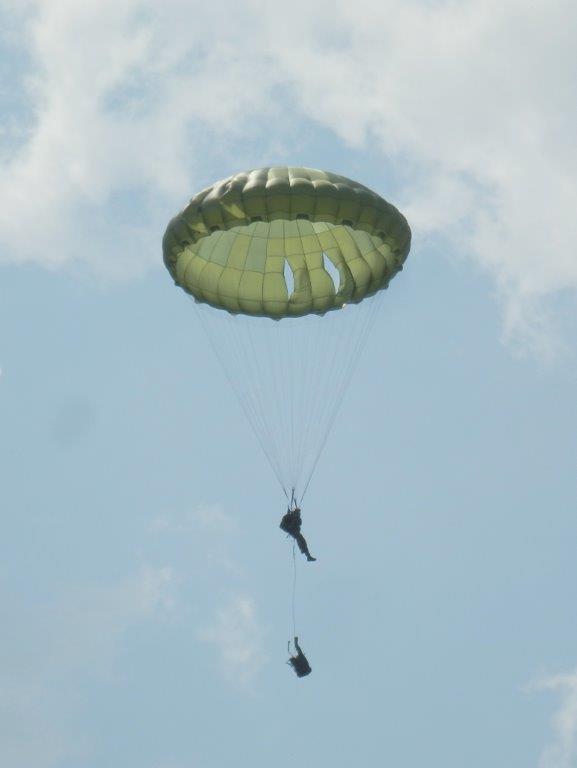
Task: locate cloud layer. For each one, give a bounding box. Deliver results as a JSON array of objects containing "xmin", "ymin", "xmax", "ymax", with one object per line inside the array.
[
  {"xmin": 0, "ymin": 564, "xmax": 177, "ymax": 768},
  {"xmin": 151, "ymin": 504, "xmax": 268, "ymax": 683},
  {"xmin": 199, "ymin": 595, "xmax": 268, "ymax": 684},
  {"xmin": 535, "ymin": 670, "xmax": 577, "ymax": 768},
  {"xmin": 1, "ymin": 0, "xmax": 577, "ymax": 352}
]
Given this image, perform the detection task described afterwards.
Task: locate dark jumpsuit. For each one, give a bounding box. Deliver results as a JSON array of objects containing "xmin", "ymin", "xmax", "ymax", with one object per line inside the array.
[{"xmin": 279, "ymin": 508, "xmax": 316, "ymax": 561}]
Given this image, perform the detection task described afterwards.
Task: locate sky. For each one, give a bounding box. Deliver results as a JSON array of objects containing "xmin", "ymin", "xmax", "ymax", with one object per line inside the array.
[{"xmin": 1, "ymin": 1, "xmax": 577, "ymax": 766}]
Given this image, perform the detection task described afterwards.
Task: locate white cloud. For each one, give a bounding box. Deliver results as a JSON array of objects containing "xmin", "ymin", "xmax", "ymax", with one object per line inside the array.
[
  {"xmin": 148, "ymin": 505, "xmax": 264, "ymax": 684},
  {"xmin": 137, "ymin": 564, "xmax": 177, "ymax": 612},
  {"xmin": 251, "ymin": 0, "xmax": 577, "ymax": 356},
  {"xmin": 150, "ymin": 504, "xmax": 241, "ymax": 573},
  {"xmin": 534, "ymin": 669, "xmax": 577, "ymax": 768},
  {"xmin": 0, "ymin": 682, "xmax": 67, "ymax": 768},
  {"xmin": 0, "ymin": 564, "xmax": 177, "ymax": 767},
  {"xmin": 150, "ymin": 503, "xmax": 267, "ymax": 684},
  {"xmin": 199, "ymin": 595, "xmax": 268, "ymax": 684},
  {"xmin": 42, "ymin": 564, "xmax": 177, "ymax": 672},
  {"xmin": 150, "ymin": 504, "xmax": 265, "ymax": 683},
  {"xmin": 0, "ymin": 0, "xmax": 281, "ymax": 275},
  {"xmin": 151, "ymin": 503, "xmax": 236, "ymax": 536},
  {"xmin": 193, "ymin": 503, "xmax": 236, "ymax": 532},
  {"xmin": 1, "ymin": 0, "xmax": 577, "ymax": 353}
]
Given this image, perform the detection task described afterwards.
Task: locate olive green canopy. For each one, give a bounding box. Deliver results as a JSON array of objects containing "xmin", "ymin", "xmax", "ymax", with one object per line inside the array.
[{"xmin": 163, "ymin": 166, "xmax": 411, "ymax": 318}]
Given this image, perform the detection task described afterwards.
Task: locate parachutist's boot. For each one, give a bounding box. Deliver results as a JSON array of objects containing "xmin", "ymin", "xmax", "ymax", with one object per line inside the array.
[{"xmin": 306, "ymin": 553, "xmax": 316, "ymax": 562}]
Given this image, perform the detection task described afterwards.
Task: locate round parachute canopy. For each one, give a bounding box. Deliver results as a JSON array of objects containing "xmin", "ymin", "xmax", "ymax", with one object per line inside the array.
[
  {"xmin": 164, "ymin": 166, "xmax": 411, "ymax": 499},
  {"xmin": 163, "ymin": 166, "xmax": 411, "ymax": 318}
]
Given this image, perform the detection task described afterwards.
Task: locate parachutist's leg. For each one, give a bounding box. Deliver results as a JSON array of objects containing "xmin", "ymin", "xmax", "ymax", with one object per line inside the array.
[
  {"xmin": 295, "ymin": 533, "xmax": 316, "ymax": 561},
  {"xmin": 294, "ymin": 533, "xmax": 307, "ymax": 554}
]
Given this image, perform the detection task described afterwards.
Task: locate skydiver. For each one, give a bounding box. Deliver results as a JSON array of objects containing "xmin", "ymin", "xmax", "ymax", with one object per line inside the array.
[
  {"xmin": 279, "ymin": 505, "xmax": 316, "ymax": 562},
  {"xmin": 288, "ymin": 636, "xmax": 312, "ymax": 678}
]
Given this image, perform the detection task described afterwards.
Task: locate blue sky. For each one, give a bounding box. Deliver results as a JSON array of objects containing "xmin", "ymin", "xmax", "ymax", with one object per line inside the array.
[{"xmin": 2, "ymin": 2, "xmax": 577, "ymax": 767}]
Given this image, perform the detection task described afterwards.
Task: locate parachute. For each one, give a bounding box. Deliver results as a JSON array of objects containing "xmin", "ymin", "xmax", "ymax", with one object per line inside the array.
[{"xmin": 163, "ymin": 166, "xmax": 410, "ymax": 503}]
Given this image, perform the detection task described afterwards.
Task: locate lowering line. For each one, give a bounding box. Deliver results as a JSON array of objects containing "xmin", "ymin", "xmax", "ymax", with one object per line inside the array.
[{"xmin": 291, "ymin": 540, "xmax": 297, "ymax": 639}]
